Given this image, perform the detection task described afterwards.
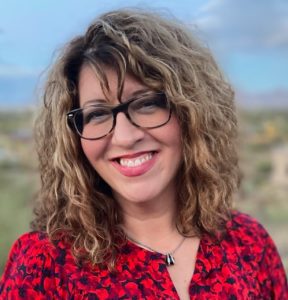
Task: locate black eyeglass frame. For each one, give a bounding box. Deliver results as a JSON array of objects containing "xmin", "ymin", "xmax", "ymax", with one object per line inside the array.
[{"xmin": 66, "ymin": 92, "xmax": 172, "ymax": 140}]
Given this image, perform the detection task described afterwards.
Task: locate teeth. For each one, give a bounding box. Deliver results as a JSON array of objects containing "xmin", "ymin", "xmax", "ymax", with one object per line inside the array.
[{"xmin": 119, "ymin": 153, "xmax": 153, "ymax": 167}]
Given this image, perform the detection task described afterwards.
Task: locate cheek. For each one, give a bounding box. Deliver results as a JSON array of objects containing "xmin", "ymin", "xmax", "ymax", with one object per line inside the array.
[
  {"xmin": 81, "ymin": 139, "xmax": 107, "ymax": 165},
  {"xmin": 166, "ymin": 116, "xmax": 182, "ymax": 150}
]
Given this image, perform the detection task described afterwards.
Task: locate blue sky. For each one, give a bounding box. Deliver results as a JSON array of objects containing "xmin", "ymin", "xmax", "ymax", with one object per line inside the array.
[{"xmin": 0, "ymin": 0, "xmax": 287, "ymax": 107}]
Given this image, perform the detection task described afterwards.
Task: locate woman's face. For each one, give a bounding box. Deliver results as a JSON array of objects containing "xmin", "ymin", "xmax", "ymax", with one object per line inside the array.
[{"xmin": 79, "ymin": 65, "xmax": 182, "ymax": 207}]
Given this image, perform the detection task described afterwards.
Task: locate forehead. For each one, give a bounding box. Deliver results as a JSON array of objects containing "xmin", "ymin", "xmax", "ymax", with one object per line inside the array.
[{"xmin": 78, "ymin": 65, "xmax": 148, "ymax": 107}]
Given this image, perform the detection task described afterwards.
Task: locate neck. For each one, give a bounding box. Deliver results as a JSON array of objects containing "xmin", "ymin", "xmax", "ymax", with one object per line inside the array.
[{"xmin": 119, "ymin": 196, "xmax": 182, "ymax": 251}]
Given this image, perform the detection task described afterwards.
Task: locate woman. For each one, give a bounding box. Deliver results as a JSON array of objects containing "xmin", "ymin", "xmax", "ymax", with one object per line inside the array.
[{"xmin": 0, "ymin": 9, "xmax": 287, "ymax": 299}]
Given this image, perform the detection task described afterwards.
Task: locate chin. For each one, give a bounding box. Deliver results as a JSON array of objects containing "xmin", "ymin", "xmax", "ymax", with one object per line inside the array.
[{"xmin": 114, "ymin": 188, "xmax": 161, "ymax": 205}]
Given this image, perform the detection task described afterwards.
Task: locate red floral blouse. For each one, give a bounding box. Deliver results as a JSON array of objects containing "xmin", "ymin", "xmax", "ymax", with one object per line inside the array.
[{"xmin": 1, "ymin": 211, "xmax": 287, "ymax": 299}]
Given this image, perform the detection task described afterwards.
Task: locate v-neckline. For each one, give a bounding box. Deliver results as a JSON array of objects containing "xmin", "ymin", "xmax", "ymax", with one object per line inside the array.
[{"xmin": 125, "ymin": 236, "xmax": 209, "ymax": 299}]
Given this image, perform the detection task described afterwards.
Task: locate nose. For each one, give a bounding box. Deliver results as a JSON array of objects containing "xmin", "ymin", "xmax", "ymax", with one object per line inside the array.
[{"xmin": 111, "ymin": 112, "xmax": 145, "ymax": 147}]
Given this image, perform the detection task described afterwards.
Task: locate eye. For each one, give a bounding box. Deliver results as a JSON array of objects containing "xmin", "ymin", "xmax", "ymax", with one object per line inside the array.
[
  {"xmin": 130, "ymin": 94, "xmax": 168, "ymax": 113},
  {"xmin": 83, "ymin": 107, "xmax": 112, "ymax": 124}
]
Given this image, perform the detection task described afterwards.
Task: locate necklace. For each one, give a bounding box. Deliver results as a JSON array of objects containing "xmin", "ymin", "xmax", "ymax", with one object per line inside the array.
[{"xmin": 127, "ymin": 235, "xmax": 186, "ymax": 266}]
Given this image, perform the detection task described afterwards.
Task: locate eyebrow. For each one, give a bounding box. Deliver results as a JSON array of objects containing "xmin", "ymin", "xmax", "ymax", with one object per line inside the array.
[
  {"xmin": 125, "ymin": 88, "xmax": 152, "ymax": 100},
  {"xmin": 82, "ymin": 99, "xmax": 107, "ymax": 107},
  {"xmin": 82, "ymin": 88, "xmax": 153, "ymax": 107}
]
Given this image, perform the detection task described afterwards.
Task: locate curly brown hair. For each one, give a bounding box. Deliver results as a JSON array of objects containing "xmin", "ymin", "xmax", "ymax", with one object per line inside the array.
[{"xmin": 32, "ymin": 9, "xmax": 240, "ymax": 269}]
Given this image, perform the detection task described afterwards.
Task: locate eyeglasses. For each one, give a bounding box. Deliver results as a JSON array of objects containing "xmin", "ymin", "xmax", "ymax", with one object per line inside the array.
[{"xmin": 67, "ymin": 92, "xmax": 172, "ymax": 140}]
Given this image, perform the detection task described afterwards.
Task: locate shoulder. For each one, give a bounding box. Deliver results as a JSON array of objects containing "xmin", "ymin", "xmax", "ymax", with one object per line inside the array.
[
  {"xmin": 222, "ymin": 210, "xmax": 288, "ymax": 297},
  {"xmin": 223, "ymin": 210, "xmax": 278, "ymax": 259},
  {"xmin": 226, "ymin": 210, "xmax": 269, "ymax": 243},
  {"xmin": 9, "ymin": 231, "xmax": 53, "ymax": 255},
  {"xmin": 3, "ymin": 231, "xmax": 52, "ymax": 268},
  {"xmin": 0, "ymin": 231, "xmax": 74, "ymax": 298},
  {"xmin": 6, "ymin": 231, "xmax": 69, "ymax": 264}
]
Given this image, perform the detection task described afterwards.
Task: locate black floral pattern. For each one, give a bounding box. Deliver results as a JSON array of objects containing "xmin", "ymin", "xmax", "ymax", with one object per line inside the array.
[{"xmin": 1, "ymin": 211, "xmax": 287, "ymax": 299}]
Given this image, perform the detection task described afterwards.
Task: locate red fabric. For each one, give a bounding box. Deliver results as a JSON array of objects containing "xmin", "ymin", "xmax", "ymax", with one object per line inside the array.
[{"xmin": 1, "ymin": 211, "xmax": 287, "ymax": 299}]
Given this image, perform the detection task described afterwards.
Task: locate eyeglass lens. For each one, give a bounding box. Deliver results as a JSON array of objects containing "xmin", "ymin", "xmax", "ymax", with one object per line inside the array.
[{"xmin": 73, "ymin": 93, "xmax": 170, "ymax": 140}]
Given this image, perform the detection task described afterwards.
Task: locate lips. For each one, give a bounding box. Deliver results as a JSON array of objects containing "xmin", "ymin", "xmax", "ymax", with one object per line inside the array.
[{"xmin": 110, "ymin": 151, "xmax": 157, "ymax": 177}]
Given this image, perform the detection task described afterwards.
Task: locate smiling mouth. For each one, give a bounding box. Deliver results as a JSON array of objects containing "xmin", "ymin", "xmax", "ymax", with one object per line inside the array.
[{"xmin": 114, "ymin": 152, "xmax": 156, "ymax": 168}]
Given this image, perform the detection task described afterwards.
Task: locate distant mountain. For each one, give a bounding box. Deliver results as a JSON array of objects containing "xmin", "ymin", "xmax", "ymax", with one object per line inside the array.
[
  {"xmin": 0, "ymin": 76, "xmax": 288, "ymax": 110},
  {"xmin": 235, "ymin": 89, "xmax": 288, "ymax": 109},
  {"xmin": 0, "ymin": 75, "xmax": 39, "ymax": 109}
]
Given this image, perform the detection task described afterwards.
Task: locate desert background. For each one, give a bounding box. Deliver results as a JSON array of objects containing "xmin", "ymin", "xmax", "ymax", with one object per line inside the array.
[
  {"xmin": 0, "ymin": 0, "xmax": 287, "ymax": 276},
  {"xmin": 1, "ymin": 108, "xmax": 287, "ymax": 275}
]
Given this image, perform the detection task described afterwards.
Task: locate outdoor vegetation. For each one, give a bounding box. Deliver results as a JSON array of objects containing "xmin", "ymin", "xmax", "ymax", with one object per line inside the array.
[{"xmin": 0, "ymin": 109, "xmax": 288, "ymax": 275}]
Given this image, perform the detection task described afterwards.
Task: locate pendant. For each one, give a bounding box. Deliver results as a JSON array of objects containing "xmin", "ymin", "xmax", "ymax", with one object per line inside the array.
[{"xmin": 165, "ymin": 253, "xmax": 175, "ymax": 266}]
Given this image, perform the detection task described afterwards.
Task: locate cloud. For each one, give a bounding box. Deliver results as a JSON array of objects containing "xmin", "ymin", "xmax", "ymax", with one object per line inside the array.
[
  {"xmin": 197, "ymin": 0, "xmax": 223, "ymax": 15},
  {"xmin": 194, "ymin": 0, "xmax": 288, "ymax": 51},
  {"xmin": 265, "ymin": 19, "xmax": 288, "ymax": 48}
]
